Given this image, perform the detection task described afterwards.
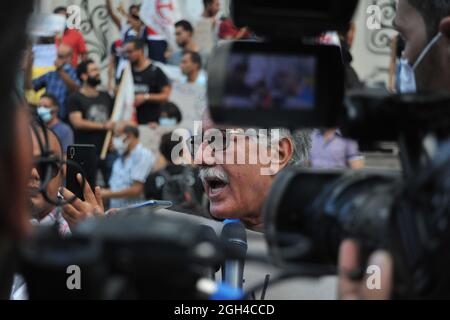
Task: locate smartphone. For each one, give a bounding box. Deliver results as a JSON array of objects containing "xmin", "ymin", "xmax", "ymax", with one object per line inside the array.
[
  {"xmin": 120, "ymin": 200, "xmax": 173, "ymax": 212},
  {"xmin": 66, "ymin": 145, "xmax": 98, "ymax": 201}
]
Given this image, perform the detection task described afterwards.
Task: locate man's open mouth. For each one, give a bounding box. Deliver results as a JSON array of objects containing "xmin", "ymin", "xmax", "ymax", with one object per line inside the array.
[{"xmin": 206, "ymin": 178, "xmax": 229, "ymax": 195}]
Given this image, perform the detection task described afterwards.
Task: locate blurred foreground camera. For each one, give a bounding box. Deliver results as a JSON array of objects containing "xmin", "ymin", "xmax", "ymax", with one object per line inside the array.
[
  {"xmin": 19, "ymin": 211, "xmax": 236, "ymax": 300},
  {"xmin": 265, "ymin": 142, "xmax": 450, "ymax": 299}
]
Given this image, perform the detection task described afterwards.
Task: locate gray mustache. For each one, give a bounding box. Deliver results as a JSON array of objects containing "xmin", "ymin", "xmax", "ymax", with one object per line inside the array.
[{"xmin": 199, "ymin": 167, "xmax": 230, "ymax": 184}]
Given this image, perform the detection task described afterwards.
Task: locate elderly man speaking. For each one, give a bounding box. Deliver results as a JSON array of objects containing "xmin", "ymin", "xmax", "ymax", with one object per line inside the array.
[{"xmin": 189, "ymin": 113, "xmax": 311, "ymax": 231}]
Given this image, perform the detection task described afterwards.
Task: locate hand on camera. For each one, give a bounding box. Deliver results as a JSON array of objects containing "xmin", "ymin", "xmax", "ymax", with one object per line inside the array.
[
  {"xmin": 338, "ymin": 240, "xmax": 393, "ymax": 300},
  {"xmin": 60, "ymin": 174, "xmax": 105, "ymax": 230}
]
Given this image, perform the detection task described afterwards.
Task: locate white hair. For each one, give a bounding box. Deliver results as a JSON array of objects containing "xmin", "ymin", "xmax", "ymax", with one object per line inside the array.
[{"xmin": 270, "ymin": 129, "xmax": 312, "ymax": 168}]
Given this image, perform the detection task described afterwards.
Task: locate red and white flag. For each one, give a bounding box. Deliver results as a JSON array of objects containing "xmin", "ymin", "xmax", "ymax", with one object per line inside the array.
[{"xmin": 140, "ymin": 0, "xmax": 182, "ymax": 42}]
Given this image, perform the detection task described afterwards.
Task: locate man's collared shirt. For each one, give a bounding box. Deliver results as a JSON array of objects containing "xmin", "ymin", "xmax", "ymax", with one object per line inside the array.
[
  {"xmin": 109, "ymin": 144, "xmax": 156, "ymax": 209},
  {"xmin": 311, "ymin": 129, "xmax": 364, "ymax": 169}
]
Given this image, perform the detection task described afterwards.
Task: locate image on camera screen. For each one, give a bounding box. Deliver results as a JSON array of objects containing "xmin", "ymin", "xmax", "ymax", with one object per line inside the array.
[{"xmin": 224, "ymin": 54, "xmax": 317, "ymax": 111}]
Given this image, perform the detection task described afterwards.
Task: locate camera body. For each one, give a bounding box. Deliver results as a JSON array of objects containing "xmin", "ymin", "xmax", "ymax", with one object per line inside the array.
[{"xmin": 207, "ymin": 0, "xmax": 450, "ymax": 299}]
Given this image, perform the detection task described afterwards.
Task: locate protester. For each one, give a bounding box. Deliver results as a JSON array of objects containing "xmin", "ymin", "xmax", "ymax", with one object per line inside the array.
[
  {"xmin": 106, "ymin": 0, "xmax": 141, "ymax": 36},
  {"xmin": 29, "ymin": 44, "xmax": 80, "ymax": 120},
  {"xmin": 145, "ymin": 132, "xmax": 206, "ymax": 217},
  {"xmin": 37, "ymin": 94, "xmax": 74, "ymax": 153},
  {"xmin": 168, "ymin": 20, "xmax": 200, "ymax": 66},
  {"xmin": 102, "ymin": 125, "xmax": 155, "ymax": 209},
  {"xmin": 180, "ymin": 51, "xmax": 207, "ymax": 86},
  {"xmin": 194, "ymin": 0, "xmax": 221, "ymax": 55},
  {"xmin": 54, "ymin": 6, "xmax": 88, "ymax": 68},
  {"xmin": 126, "ymin": 39, "xmax": 171, "ymax": 125},
  {"xmin": 66, "ymin": 59, "xmax": 115, "ymax": 184},
  {"xmin": 310, "ymin": 129, "xmax": 365, "ymax": 170}
]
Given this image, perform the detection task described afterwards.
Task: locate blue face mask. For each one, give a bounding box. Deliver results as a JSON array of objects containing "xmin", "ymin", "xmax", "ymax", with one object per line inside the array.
[
  {"xmin": 159, "ymin": 118, "xmax": 178, "ymax": 127},
  {"xmin": 37, "ymin": 107, "xmax": 53, "ymax": 124},
  {"xmin": 399, "ymin": 32, "xmax": 443, "ymax": 93}
]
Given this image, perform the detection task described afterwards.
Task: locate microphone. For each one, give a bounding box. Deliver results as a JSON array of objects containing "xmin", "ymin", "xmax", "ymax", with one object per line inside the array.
[
  {"xmin": 220, "ymin": 220, "xmax": 248, "ymax": 289},
  {"xmin": 195, "ymin": 225, "xmax": 222, "ymax": 280}
]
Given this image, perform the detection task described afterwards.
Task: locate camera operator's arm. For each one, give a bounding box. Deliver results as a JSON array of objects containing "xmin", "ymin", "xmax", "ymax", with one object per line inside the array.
[
  {"xmin": 338, "ymin": 240, "xmax": 393, "ymax": 300},
  {"xmin": 61, "ymin": 174, "xmax": 105, "ymax": 230}
]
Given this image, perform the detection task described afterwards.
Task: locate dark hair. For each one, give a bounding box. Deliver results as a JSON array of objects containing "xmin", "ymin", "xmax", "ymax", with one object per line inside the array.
[
  {"xmin": 130, "ymin": 13, "xmax": 143, "ymax": 23},
  {"xmin": 40, "ymin": 93, "xmax": 60, "ymax": 109},
  {"xmin": 203, "ymin": 0, "xmax": 215, "ymax": 8},
  {"xmin": 407, "ymin": 0, "xmax": 450, "ymax": 39},
  {"xmin": 161, "ymin": 102, "xmax": 182, "ymax": 123},
  {"xmin": 47, "ymin": 127, "xmax": 63, "ymax": 159},
  {"xmin": 160, "ymin": 132, "xmax": 182, "ymax": 163},
  {"xmin": 183, "ymin": 50, "xmax": 203, "ymax": 69},
  {"xmin": 0, "ymin": 1, "xmax": 35, "ymax": 298},
  {"xmin": 124, "ymin": 125, "xmax": 140, "ymax": 139},
  {"xmin": 175, "ymin": 20, "xmax": 194, "ymax": 33},
  {"xmin": 129, "ymin": 4, "xmax": 140, "ymax": 14},
  {"xmin": 53, "ymin": 6, "xmax": 67, "ymax": 15},
  {"xmin": 76, "ymin": 59, "xmax": 95, "ymax": 82},
  {"xmin": 126, "ymin": 38, "xmax": 146, "ymax": 51}
]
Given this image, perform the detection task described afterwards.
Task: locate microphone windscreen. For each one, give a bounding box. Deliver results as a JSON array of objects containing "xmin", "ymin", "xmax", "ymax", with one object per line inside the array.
[{"xmin": 221, "ymin": 221, "xmax": 248, "ymax": 260}]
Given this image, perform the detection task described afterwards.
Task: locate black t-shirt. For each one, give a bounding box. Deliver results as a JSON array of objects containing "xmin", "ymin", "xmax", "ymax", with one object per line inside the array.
[
  {"xmin": 132, "ymin": 63, "xmax": 170, "ymax": 124},
  {"xmin": 66, "ymin": 91, "xmax": 113, "ymax": 155}
]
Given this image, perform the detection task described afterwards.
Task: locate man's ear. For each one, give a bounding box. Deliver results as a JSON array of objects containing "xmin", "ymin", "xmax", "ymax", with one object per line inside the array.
[
  {"xmin": 266, "ymin": 137, "xmax": 293, "ymax": 176},
  {"xmin": 440, "ymin": 17, "xmax": 450, "ymax": 38},
  {"xmin": 277, "ymin": 137, "xmax": 294, "ymax": 170}
]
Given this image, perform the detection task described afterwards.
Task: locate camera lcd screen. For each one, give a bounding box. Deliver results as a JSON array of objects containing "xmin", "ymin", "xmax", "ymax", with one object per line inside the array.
[{"xmin": 224, "ymin": 53, "xmax": 317, "ymax": 111}]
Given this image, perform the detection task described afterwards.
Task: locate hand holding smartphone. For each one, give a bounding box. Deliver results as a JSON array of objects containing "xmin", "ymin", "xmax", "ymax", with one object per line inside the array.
[{"xmin": 66, "ymin": 145, "xmax": 98, "ymax": 201}]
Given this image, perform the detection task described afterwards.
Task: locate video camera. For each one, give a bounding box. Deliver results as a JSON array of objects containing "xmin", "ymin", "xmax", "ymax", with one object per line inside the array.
[
  {"xmin": 19, "ymin": 211, "xmax": 245, "ymax": 300},
  {"xmin": 208, "ymin": 0, "xmax": 450, "ymax": 299}
]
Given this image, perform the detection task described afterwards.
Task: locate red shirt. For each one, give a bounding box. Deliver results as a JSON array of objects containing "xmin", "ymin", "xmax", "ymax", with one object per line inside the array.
[
  {"xmin": 219, "ymin": 19, "xmax": 250, "ymax": 40},
  {"xmin": 56, "ymin": 29, "xmax": 87, "ymax": 68}
]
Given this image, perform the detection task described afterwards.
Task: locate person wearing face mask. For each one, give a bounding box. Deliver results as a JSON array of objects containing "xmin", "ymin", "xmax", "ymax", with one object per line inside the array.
[
  {"xmin": 149, "ymin": 102, "xmax": 183, "ymax": 129},
  {"xmin": 36, "ymin": 94, "xmax": 74, "ymax": 153},
  {"xmin": 102, "ymin": 125, "xmax": 156, "ymax": 209}
]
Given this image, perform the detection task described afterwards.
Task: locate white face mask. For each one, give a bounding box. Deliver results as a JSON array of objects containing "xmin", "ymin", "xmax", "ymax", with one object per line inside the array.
[
  {"xmin": 113, "ymin": 136, "xmax": 129, "ymax": 156},
  {"xmin": 399, "ymin": 33, "xmax": 443, "ymax": 93}
]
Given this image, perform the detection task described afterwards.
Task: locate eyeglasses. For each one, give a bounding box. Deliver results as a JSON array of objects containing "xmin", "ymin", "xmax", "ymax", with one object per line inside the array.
[
  {"xmin": 187, "ymin": 129, "xmax": 264, "ymax": 159},
  {"xmin": 33, "ymin": 157, "xmax": 62, "ymax": 180}
]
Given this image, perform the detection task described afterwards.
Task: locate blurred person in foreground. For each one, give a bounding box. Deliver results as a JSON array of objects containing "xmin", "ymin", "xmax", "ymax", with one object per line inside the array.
[{"xmin": 339, "ymin": 0, "xmax": 450, "ymax": 299}]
